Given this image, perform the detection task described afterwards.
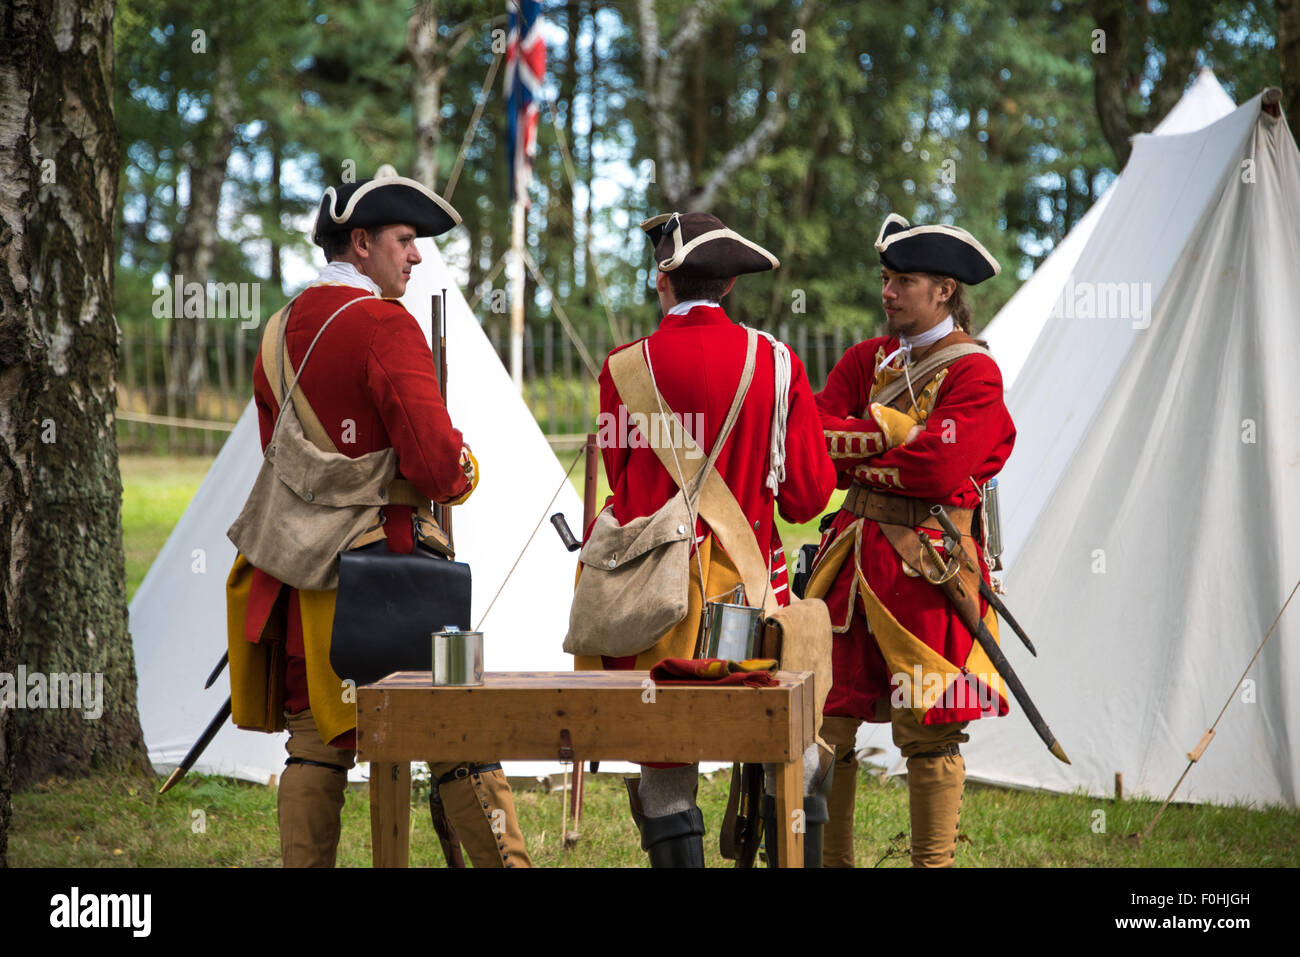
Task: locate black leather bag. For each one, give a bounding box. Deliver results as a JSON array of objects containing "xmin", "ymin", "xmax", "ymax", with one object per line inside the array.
[{"xmin": 329, "ymin": 541, "xmax": 472, "ymax": 686}]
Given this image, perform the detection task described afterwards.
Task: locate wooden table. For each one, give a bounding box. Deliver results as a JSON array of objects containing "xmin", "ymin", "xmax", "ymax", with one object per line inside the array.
[{"xmin": 356, "ymin": 669, "xmax": 814, "ymax": 868}]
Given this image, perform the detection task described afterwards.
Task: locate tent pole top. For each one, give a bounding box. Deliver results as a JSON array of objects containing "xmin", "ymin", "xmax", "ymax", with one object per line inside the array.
[{"xmin": 1262, "ymin": 87, "xmax": 1281, "ymax": 117}]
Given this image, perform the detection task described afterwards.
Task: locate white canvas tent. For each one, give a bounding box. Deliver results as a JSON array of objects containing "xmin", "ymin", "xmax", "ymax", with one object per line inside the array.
[
  {"xmin": 130, "ymin": 239, "xmax": 586, "ymax": 782},
  {"xmin": 960, "ymin": 89, "xmax": 1300, "ymax": 808},
  {"xmin": 982, "ymin": 69, "xmax": 1237, "ymax": 390}
]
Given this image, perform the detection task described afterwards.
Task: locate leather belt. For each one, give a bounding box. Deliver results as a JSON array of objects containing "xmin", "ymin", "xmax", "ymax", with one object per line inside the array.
[
  {"xmin": 285, "ymin": 756, "xmax": 350, "ymax": 773},
  {"xmin": 843, "ymin": 482, "xmax": 973, "ymax": 536},
  {"xmin": 912, "ymin": 743, "xmax": 961, "ymax": 759},
  {"xmin": 437, "ymin": 762, "xmax": 503, "ymax": 785}
]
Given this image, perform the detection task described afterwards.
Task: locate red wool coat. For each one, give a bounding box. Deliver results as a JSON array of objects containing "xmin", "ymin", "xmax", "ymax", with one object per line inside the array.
[
  {"xmin": 578, "ymin": 304, "xmax": 837, "ymax": 671},
  {"xmin": 812, "ymin": 334, "xmax": 1016, "ymax": 724},
  {"xmin": 232, "ymin": 281, "xmax": 471, "ymax": 745}
]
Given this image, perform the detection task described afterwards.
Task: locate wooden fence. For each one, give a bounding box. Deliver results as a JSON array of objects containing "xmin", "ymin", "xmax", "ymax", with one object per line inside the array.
[{"xmin": 117, "ymin": 319, "xmax": 861, "ymax": 455}]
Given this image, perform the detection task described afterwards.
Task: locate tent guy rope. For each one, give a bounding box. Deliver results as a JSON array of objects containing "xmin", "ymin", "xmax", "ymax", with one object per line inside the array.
[
  {"xmin": 1141, "ymin": 573, "xmax": 1300, "ymax": 840},
  {"xmin": 473, "ymin": 446, "xmax": 586, "ymax": 633}
]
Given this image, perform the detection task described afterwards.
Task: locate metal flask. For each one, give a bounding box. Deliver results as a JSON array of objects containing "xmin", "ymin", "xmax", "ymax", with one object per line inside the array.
[
  {"xmin": 983, "ymin": 477, "xmax": 1004, "ymax": 571},
  {"xmin": 432, "ymin": 625, "xmax": 484, "ymax": 686},
  {"xmin": 702, "ymin": 586, "xmax": 763, "ymax": 662}
]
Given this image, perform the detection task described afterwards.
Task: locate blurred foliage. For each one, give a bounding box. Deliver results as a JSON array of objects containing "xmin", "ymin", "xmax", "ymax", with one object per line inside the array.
[{"xmin": 112, "ymin": 0, "xmax": 1283, "ymax": 414}]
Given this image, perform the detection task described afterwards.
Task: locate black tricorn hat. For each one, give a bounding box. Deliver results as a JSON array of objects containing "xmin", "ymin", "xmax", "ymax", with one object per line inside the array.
[
  {"xmin": 874, "ymin": 213, "xmax": 1000, "ymax": 285},
  {"xmin": 311, "ymin": 165, "xmax": 461, "ymax": 246},
  {"xmin": 640, "ymin": 212, "xmax": 779, "ymax": 279}
]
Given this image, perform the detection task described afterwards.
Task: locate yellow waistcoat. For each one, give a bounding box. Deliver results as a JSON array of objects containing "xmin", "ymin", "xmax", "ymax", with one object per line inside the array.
[{"xmin": 226, "ymin": 554, "xmax": 356, "ymax": 745}]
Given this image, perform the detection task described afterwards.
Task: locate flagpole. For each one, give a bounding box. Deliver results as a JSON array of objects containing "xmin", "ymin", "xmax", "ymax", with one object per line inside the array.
[{"xmin": 509, "ymin": 197, "xmax": 526, "ymax": 392}]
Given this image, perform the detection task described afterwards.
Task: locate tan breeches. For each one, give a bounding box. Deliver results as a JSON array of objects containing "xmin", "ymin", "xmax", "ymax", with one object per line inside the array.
[{"xmin": 277, "ymin": 709, "xmax": 532, "ymax": 868}]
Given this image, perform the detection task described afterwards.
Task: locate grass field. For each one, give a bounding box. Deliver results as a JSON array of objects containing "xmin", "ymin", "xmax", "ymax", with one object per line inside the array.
[
  {"xmin": 120, "ymin": 454, "xmax": 214, "ymax": 601},
  {"xmin": 11, "ymin": 764, "xmax": 1298, "ymax": 868},
  {"xmin": 83, "ymin": 451, "xmax": 1300, "ymax": 868}
]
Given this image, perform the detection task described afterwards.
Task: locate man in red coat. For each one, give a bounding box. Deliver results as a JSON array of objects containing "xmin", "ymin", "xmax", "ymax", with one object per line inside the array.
[
  {"xmin": 805, "ymin": 213, "xmax": 1015, "ymax": 867},
  {"xmin": 226, "ymin": 169, "xmax": 531, "ymax": 867},
  {"xmin": 571, "ymin": 212, "xmax": 836, "ymax": 866}
]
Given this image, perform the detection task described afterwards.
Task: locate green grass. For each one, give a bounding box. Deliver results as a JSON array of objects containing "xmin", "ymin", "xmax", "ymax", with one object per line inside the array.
[
  {"xmin": 120, "ymin": 454, "xmax": 214, "ymax": 601},
  {"xmin": 10, "ymin": 767, "xmax": 1297, "ymax": 868}
]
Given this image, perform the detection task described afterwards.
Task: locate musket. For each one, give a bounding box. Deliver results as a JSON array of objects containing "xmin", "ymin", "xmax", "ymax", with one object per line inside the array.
[
  {"xmin": 926, "ymin": 504, "xmax": 1070, "ymax": 765},
  {"xmin": 425, "ymin": 289, "xmax": 467, "ymax": 867},
  {"xmin": 159, "ymin": 696, "xmax": 232, "ymax": 794},
  {"xmin": 432, "ymin": 289, "xmax": 451, "ymax": 542}
]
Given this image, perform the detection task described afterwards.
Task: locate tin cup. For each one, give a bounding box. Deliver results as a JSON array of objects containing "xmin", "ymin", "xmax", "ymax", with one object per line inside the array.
[
  {"xmin": 432, "ymin": 625, "xmax": 484, "ymax": 686},
  {"xmin": 702, "ymin": 601, "xmax": 763, "ymax": 662}
]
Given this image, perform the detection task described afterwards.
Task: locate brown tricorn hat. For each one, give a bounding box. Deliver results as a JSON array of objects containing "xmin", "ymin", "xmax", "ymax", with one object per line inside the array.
[{"xmin": 640, "ymin": 212, "xmax": 779, "ymax": 279}]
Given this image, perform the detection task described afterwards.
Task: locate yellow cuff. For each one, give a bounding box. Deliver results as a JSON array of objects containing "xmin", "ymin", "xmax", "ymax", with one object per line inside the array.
[
  {"xmin": 870, "ymin": 403, "xmax": 920, "ymax": 450},
  {"xmin": 445, "ymin": 446, "xmax": 479, "ymax": 506}
]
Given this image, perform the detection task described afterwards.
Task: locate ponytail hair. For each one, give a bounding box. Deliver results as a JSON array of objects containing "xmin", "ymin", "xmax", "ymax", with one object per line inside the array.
[{"xmin": 925, "ymin": 273, "xmax": 973, "ymax": 334}]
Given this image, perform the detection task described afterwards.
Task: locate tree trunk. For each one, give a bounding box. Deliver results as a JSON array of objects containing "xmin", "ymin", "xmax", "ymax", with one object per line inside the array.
[
  {"xmin": 560, "ymin": 0, "xmax": 578, "ymax": 295},
  {"xmin": 1092, "ymin": 0, "xmax": 1134, "ymax": 169},
  {"xmin": 269, "ymin": 134, "xmax": 284, "ymax": 296},
  {"xmin": 582, "ymin": 0, "xmax": 597, "ymax": 313},
  {"xmin": 767, "ymin": 117, "xmax": 829, "ymax": 328},
  {"xmin": 409, "ymin": 2, "xmax": 443, "ymax": 188},
  {"xmin": 14, "ymin": 0, "xmax": 151, "ymax": 790},
  {"xmin": 0, "ymin": 0, "xmax": 53, "ymax": 867},
  {"xmin": 636, "ymin": 0, "xmax": 807, "ymax": 213},
  {"xmin": 1280, "ymin": 0, "xmax": 1300, "ymax": 123},
  {"xmin": 168, "ymin": 31, "xmax": 239, "ymax": 425}
]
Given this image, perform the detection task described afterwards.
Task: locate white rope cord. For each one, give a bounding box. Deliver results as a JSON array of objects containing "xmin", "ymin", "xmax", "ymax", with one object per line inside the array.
[
  {"xmin": 473, "ymin": 447, "xmax": 585, "ymax": 633},
  {"xmin": 1142, "ymin": 573, "xmax": 1300, "ymax": 840},
  {"xmin": 466, "ymin": 250, "xmax": 509, "ymax": 312},
  {"xmin": 748, "ymin": 327, "xmax": 790, "ymax": 494}
]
